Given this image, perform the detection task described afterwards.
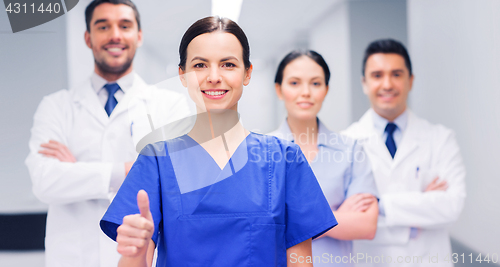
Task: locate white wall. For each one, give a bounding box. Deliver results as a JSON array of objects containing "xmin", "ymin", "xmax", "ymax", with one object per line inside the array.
[
  {"xmin": 408, "ymin": 0, "xmax": 500, "ymax": 254},
  {"xmin": 310, "ymin": 1, "xmax": 352, "ymax": 132},
  {"xmin": 0, "ymin": 7, "xmax": 67, "ymax": 213},
  {"xmin": 238, "ymin": 59, "xmax": 280, "ymax": 133},
  {"xmin": 66, "ymin": 0, "xmax": 93, "ymax": 88}
]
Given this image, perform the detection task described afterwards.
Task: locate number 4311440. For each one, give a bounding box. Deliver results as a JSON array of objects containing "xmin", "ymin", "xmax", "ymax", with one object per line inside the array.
[
  {"xmin": 6, "ymin": 3, "xmax": 62, "ymax": 14},
  {"xmin": 444, "ymin": 253, "xmax": 498, "ymax": 264}
]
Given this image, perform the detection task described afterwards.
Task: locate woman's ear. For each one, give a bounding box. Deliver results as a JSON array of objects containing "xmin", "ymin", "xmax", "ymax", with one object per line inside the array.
[
  {"xmin": 274, "ymin": 83, "xmax": 283, "ymax": 100},
  {"xmin": 179, "ymin": 67, "xmax": 187, "ymax": 87},
  {"xmin": 243, "ymin": 65, "xmax": 253, "ymax": 86}
]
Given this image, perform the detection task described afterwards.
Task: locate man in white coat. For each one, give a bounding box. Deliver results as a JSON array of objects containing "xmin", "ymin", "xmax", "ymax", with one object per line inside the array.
[
  {"xmin": 25, "ymin": 1, "xmax": 190, "ymax": 266},
  {"xmin": 342, "ymin": 39, "xmax": 466, "ymax": 266}
]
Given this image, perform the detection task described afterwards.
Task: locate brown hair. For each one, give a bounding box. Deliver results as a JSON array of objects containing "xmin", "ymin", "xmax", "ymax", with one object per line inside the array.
[{"xmin": 178, "ymin": 16, "xmax": 251, "ymax": 70}]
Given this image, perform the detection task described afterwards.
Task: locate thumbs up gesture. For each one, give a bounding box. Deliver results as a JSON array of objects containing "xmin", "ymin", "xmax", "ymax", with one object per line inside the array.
[{"xmin": 116, "ymin": 190, "xmax": 155, "ymax": 258}]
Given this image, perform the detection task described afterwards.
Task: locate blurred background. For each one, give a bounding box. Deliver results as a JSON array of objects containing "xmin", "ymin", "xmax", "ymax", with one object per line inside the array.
[{"xmin": 1, "ymin": 0, "xmax": 499, "ymax": 266}]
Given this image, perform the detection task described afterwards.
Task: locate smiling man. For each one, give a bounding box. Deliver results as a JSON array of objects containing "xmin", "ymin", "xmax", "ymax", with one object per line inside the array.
[
  {"xmin": 342, "ymin": 39, "xmax": 466, "ymax": 266},
  {"xmin": 25, "ymin": 1, "xmax": 189, "ymax": 266}
]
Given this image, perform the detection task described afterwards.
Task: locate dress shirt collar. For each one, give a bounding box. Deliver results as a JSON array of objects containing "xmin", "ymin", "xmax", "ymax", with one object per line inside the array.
[
  {"xmin": 91, "ymin": 71, "xmax": 135, "ymax": 94},
  {"xmin": 371, "ymin": 108, "xmax": 409, "ymax": 136},
  {"xmin": 274, "ymin": 117, "xmax": 347, "ymax": 150}
]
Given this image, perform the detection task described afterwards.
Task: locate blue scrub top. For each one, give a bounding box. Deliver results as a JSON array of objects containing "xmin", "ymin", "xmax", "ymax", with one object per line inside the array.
[
  {"xmin": 269, "ymin": 119, "xmax": 378, "ymax": 266},
  {"xmin": 101, "ymin": 132, "xmax": 337, "ymax": 266}
]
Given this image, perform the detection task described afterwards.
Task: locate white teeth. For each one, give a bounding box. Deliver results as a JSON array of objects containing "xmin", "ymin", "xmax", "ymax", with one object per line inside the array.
[
  {"xmin": 205, "ymin": 91, "xmax": 226, "ymax": 96},
  {"xmin": 108, "ymin": 48, "xmax": 122, "ymax": 52}
]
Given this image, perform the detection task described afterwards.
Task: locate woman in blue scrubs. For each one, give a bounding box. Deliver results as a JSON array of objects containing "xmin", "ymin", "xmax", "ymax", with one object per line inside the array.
[
  {"xmin": 100, "ymin": 17, "xmax": 337, "ymax": 267},
  {"xmin": 269, "ymin": 50, "xmax": 379, "ymax": 266}
]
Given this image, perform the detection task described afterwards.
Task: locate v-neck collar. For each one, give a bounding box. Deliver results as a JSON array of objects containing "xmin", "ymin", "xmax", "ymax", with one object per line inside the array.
[
  {"xmin": 184, "ymin": 133, "xmax": 250, "ymax": 171},
  {"xmin": 167, "ymin": 133, "xmax": 252, "ymax": 194}
]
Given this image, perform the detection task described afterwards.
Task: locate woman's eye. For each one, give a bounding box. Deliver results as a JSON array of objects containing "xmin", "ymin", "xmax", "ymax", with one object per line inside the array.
[
  {"xmin": 313, "ymin": 82, "xmax": 321, "ymax": 86},
  {"xmin": 223, "ymin": 62, "xmax": 236, "ymax": 68},
  {"xmin": 290, "ymin": 81, "xmax": 298, "ymax": 86},
  {"xmin": 194, "ymin": 63, "xmax": 205, "ymax": 68}
]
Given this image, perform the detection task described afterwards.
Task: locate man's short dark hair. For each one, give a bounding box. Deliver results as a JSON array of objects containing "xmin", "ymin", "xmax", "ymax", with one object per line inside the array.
[
  {"xmin": 85, "ymin": 0, "xmax": 141, "ymax": 32},
  {"xmin": 362, "ymin": 39, "xmax": 412, "ymax": 77}
]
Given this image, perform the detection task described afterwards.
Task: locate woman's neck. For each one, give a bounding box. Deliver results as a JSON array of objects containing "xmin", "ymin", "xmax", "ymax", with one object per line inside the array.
[
  {"xmin": 287, "ymin": 115, "xmax": 318, "ymax": 147},
  {"xmin": 189, "ymin": 107, "xmax": 248, "ymax": 145},
  {"xmin": 188, "ymin": 107, "xmax": 249, "ymax": 169}
]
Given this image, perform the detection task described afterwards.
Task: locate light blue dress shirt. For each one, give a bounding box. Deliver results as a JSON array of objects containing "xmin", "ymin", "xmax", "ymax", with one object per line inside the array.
[
  {"xmin": 90, "ymin": 71, "xmax": 135, "ymax": 106},
  {"xmin": 371, "ymin": 108, "xmax": 409, "ymax": 148},
  {"xmin": 269, "ymin": 118, "xmax": 379, "ymax": 266}
]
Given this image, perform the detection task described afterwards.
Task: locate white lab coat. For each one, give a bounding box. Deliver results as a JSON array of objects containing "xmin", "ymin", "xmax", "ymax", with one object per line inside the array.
[
  {"xmin": 342, "ymin": 109, "xmax": 466, "ymax": 267},
  {"xmin": 25, "ymin": 74, "xmax": 191, "ymax": 267}
]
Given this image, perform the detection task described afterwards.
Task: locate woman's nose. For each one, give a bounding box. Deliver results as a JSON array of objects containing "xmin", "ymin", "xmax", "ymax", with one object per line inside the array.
[{"xmin": 207, "ymin": 68, "xmax": 221, "ymax": 84}]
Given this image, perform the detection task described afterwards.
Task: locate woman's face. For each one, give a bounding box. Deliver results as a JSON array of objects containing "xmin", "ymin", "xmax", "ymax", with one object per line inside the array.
[
  {"xmin": 276, "ymin": 56, "xmax": 328, "ymax": 121},
  {"xmin": 179, "ymin": 32, "xmax": 252, "ymax": 112}
]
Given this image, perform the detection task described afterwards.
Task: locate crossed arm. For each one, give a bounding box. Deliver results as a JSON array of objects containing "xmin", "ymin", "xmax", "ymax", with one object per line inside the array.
[
  {"xmin": 319, "ymin": 193, "xmax": 378, "ymax": 241},
  {"xmin": 25, "ymin": 96, "xmax": 135, "ymax": 204},
  {"xmin": 319, "ymin": 174, "xmax": 454, "ymax": 242},
  {"xmin": 380, "ymin": 131, "xmax": 466, "ymax": 229}
]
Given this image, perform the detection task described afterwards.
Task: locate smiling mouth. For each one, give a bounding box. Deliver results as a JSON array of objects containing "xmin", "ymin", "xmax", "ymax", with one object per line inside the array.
[
  {"xmin": 378, "ymin": 92, "xmax": 399, "ymax": 99},
  {"xmin": 106, "ymin": 47, "xmax": 125, "ymax": 52},
  {"xmin": 297, "ymin": 102, "xmax": 313, "ymax": 108},
  {"xmin": 202, "ymin": 90, "xmax": 228, "ymax": 96}
]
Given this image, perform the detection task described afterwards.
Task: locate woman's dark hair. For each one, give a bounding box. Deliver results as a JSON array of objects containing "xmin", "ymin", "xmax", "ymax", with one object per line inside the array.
[
  {"xmin": 274, "ymin": 50, "xmax": 331, "ymax": 86},
  {"xmin": 85, "ymin": 0, "xmax": 141, "ymax": 32},
  {"xmin": 362, "ymin": 39, "xmax": 412, "ymax": 77},
  {"xmin": 178, "ymin": 16, "xmax": 251, "ymax": 70}
]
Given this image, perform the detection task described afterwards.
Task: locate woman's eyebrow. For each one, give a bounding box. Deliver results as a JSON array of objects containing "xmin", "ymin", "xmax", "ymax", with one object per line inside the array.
[
  {"xmin": 221, "ymin": 56, "xmax": 239, "ymax": 62},
  {"xmin": 191, "ymin": 57, "xmax": 208, "ymax": 62}
]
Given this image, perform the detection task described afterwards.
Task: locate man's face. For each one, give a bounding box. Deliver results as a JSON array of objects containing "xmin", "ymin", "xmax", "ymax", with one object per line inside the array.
[
  {"xmin": 362, "ymin": 53, "xmax": 414, "ymax": 121},
  {"xmin": 84, "ymin": 3, "xmax": 142, "ymax": 76}
]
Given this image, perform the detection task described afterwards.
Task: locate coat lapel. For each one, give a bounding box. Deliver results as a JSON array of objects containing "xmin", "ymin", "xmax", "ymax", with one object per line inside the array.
[
  {"xmin": 356, "ymin": 110, "xmax": 422, "ymax": 170},
  {"xmin": 356, "ymin": 110, "xmax": 393, "ymax": 168},
  {"xmin": 392, "ymin": 111, "xmax": 420, "ymax": 169},
  {"xmin": 109, "ymin": 74, "xmax": 150, "ymax": 122},
  {"xmin": 71, "ymin": 79, "xmax": 108, "ymax": 127}
]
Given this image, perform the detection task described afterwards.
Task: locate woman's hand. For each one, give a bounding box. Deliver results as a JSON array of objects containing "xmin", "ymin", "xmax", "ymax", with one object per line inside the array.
[
  {"xmin": 117, "ymin": 190, "xmax": 154, "ymax": 258},
  {"xmin": 320, "ymin": 194, "xmax": 379, "ymax": 240},
  {"xmin": 336, "ymin": 193, "xmax": 377, "ymax": 213}
]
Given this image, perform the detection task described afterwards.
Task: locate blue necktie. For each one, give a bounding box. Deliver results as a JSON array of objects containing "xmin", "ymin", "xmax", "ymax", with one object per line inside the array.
[
  {"xmin": 385, "ymin": 122, "xmax": 397, "ymax": 158},
  {"xmin": 104, "ymin": 83, "xmax": 120, "ymax": 117}
]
